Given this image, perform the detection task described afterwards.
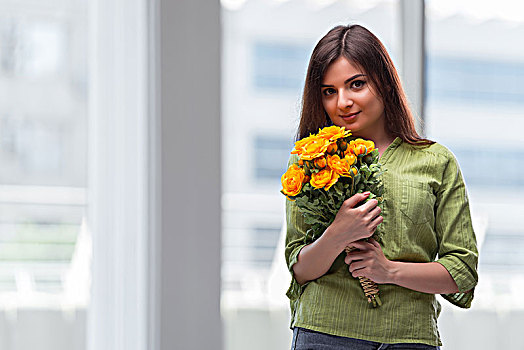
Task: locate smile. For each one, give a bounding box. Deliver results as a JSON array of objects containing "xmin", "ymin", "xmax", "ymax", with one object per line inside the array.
[{"xmin": 340, "ymin": 111, "xmax": 360, "ymax": 120}]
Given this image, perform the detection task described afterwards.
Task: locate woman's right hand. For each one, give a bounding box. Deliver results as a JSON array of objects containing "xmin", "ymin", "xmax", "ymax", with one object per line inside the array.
[{"xmin": 326, "ymin": 192, "xmax": 383, "ymax": 249}]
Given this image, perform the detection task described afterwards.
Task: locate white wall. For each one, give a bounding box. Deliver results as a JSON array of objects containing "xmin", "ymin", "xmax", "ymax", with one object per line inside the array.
[{"xmin": 157, "ymin": 0, "xmax": 222, "ymax": 349}]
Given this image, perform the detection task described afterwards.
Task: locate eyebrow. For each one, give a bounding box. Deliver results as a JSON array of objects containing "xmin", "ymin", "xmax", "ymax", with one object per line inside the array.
[{"xmin": 321, "ymin": 74, "xmax": 366, "ymax": 88}]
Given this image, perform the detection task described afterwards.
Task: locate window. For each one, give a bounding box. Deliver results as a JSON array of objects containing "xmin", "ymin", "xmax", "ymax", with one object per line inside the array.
[
  {"xmin": 427, "ymin": 56, "xmax": 524, "ymax": 105},
  {"xmin": 450, "ymin": 148, "xmax": 524, "ymax": 188},
  {"xmin": 0, "ymin": 1, "xmax": 88, "ymax": 348},
  {"xmin": 252, "ymin": 42, "xmax": 310, "ymax": 92},
  {"xmin": 480, "ymin": 229, "xmax": 524, "ymax": 271},
  {"xmin": 426, "ymin": 1, "xmax": 524, "ymax": 346},
  {"xmin": 254, "ymin": 134, "xmax": 293, "ymax": 181},
  {"xmin": 0, "ymin": 19, "xmax": 66, "ymax": 77}
]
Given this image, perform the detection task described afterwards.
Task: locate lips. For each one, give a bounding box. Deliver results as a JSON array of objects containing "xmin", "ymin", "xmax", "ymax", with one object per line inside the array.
[{"xmin": 340, "ymin": 111, "xmax": 361, "ymax": 119}]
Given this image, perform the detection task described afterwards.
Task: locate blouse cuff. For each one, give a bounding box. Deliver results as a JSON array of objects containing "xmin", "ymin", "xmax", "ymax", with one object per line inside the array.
[
  {"xmin": 285, "ymin": 244, "xmax": 310, "ymax": 303},
  {"xmin": 437, "ymin": 256, "xmax": 477, "ymax": 308}
]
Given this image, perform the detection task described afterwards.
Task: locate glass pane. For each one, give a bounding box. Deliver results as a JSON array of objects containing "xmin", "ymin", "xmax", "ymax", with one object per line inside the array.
[
  {"xmin": 0, "ymin": 1, "xmax": 88, "ymax": 348},
  {"xmin": 221, "ymin": 1, "xmax": 400, "ymax": 349},
  {"xmin": 426, "ymin": 1, "xmax": 524, "ymax": 348}
]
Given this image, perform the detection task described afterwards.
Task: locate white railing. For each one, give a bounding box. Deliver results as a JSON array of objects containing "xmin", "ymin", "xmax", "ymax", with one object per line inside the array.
[{"xmin": 0, "ymin": 185, "xmax": 89, "ymax": 310}]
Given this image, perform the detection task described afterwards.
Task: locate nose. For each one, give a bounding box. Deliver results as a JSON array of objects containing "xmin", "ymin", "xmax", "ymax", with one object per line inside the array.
[{"xmin": 337, "ymin": 89, "xmax": 353, "ymax": 110}]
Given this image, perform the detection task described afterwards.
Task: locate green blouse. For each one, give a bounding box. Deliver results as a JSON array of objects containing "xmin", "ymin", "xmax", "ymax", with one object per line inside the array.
[{"xmin": 284, "ymin": 138, "xmax": 478, "ymax": 346}]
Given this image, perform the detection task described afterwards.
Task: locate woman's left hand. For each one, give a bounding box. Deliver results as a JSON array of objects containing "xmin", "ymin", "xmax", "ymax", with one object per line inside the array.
[{"xmin": 344, "ymin": 238, "xmax": 394, "ymax": 284}]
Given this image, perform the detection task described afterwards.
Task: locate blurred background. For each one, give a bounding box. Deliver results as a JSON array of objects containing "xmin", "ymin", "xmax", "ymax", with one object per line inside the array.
[
  {"xmin": 0, "ymin": 0, "xmax": 88, "ymax": 348},
  {"xmin": 0, "ymin": 0, "xmax": 522, "ymax": 349}
]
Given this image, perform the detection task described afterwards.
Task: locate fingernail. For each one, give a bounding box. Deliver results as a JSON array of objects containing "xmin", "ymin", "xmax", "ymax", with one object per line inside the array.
[{"xmin": 363, "ymin": 191, "xmax": 371, "ymax": 196}]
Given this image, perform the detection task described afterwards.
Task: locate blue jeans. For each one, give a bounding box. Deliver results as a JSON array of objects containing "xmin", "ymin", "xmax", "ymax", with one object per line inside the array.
[{"xmin": 291, "ymin": 327, "xmax": 441, "ymax": 350}]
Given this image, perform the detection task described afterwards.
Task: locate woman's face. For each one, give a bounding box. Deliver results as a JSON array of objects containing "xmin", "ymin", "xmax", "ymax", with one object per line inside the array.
[{"xmin": 321, "ymin": 56, "xmax": 386, "ymax": 139}]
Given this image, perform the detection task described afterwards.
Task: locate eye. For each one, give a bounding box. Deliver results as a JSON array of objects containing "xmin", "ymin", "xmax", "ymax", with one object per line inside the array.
[
  {"xmin": 322, "ymin": 88, "xmax": 336, "ymax": 96},
  {"xmin": 350, "ymin": 80, "xmax": 366, "ymax": 89}
]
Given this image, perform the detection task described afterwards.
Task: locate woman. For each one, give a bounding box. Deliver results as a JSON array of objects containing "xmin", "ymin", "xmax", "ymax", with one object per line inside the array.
[{"xmin": 285, "ymin": 24, "xmax": 478, "ymax": 349}]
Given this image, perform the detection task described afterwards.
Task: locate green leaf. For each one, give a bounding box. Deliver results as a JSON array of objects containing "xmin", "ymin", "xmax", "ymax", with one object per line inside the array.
[
  {"xmin": 304, "ymin": 215, "xmax": 324, "ymax": 225},
  {"xmin": 334, "ymin": 182, "xmax": 344, "ymax": 196},
  {"xmin": 295, "ymin": 196, "xmax": 308, "ymax": 207}
]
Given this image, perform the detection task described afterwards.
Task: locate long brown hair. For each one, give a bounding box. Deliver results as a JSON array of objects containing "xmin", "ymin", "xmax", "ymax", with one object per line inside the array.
[{"xmin": 297, "ymin": 24, "xmax": 433, "ymax": 146}]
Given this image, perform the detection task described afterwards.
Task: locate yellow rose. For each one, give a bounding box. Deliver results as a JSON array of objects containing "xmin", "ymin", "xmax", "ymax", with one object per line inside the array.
[
  {"xmin": 291, "ymin": 134, "xmax": 330, "ymax": 160},
  {"xmin": 325, "ymin": 169, "xmax": 340, "ymax": 190},
  {"xmin": 281, "ymin": 164, "xmax": 305, "ymax": 198},
  {"xmin": 327, "ymin": 154, "xmax": 351, "ymax": 176},
  {"xmin": 349, "ymin": 139, "xmax": 376, "ymax": 156},
  {"xmin": 310, "ymin": 168, "xmax": 334, "ymax": 189},
  {"xmin": 292, "ymin": 135, "xmax": 311, "ymax": 150},
  {"xmin": 318, "ymin": 125, "xmax": 351, "ymax": 142}
]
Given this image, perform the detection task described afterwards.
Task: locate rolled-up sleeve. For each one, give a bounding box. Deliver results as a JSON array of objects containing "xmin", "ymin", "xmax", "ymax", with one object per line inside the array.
[
  {"xmin": 285, "ymin": 199, "xmax": 310, "ymax": 302},
  {"xmin": 435, "ymin": 152, "xmax": 479, "ymax": 308}
]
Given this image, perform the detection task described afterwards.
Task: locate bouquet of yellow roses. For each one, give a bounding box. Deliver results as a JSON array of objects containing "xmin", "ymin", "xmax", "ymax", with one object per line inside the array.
[{"xmin": 281, "ymin": 125, "xmax": 384, "ymax": 307}]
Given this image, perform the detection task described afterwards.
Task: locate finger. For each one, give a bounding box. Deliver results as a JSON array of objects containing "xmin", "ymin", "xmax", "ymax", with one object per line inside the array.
[
  {"xmin": 359, "ymin": 198, "xmax": 379, "ymax": 213},
  {"xmin": 348, "ymin": 261, "xmax": 366, "ymax": 273},
  {"xmin": 366, "ymin": 205, "xmax": 382, "ymax": 220},
  {"xmin": 345, "ymin": 254, "xmax": 362, "ymax": 265},
  {"xmin": 345, "ymin": 252, "xmax": 366, "ymax": 264},
  {"xmin": 351, "ymin": 267, "xmax": 368, "ymax": 278},
  {"xmin": 354, "ymin": 270, "xmax": 375, "ymax": 281},
  {"xmin": 369, "ymin": 215, "xmax": 384, "ymax": 230},
  {"xmin": 369, "ymin": 238, "xmax": 381, "ymax": 249},
  {"xmin": 343, "ymin": 191, "xmax": 371, "ymax": 208},
  {"xmin": 347, "ymin": 241, "xmax": 371, "ymax": 251}
]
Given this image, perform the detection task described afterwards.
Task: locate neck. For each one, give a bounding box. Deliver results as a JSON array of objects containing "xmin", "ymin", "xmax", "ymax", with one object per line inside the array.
[
  {"xmin": 353, "ymin": 128, "xmax": 395, "ymax": 157},
  {"xmin": 375, "ymin": 136, "xmax": 396, "ymax": 157}
]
